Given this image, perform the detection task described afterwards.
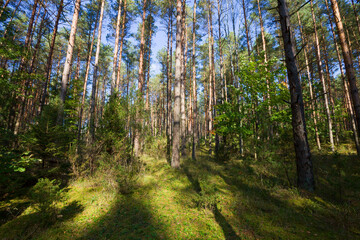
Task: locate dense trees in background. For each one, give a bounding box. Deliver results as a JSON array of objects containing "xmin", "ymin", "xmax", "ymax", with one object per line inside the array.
[{"xmin": 1, "ymin": 0, "xmax": 360, "ymax": 194}]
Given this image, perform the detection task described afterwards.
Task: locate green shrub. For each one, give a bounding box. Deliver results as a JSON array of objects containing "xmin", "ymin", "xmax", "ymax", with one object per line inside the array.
[{"xmin": 29, "ymin": 178, "xmax": 63, "ymax": 217}]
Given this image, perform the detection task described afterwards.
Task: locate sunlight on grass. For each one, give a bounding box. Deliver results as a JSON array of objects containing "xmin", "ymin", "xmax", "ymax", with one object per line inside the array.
[{"xmin": 0, "ymin": 145, "xmax": 359, "ymax": 239}]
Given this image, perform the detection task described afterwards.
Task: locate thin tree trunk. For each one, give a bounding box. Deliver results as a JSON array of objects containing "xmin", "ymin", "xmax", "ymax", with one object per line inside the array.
[
  {"xmin": 192, "ymin": 0, "xmax": 197, "ymax": 160},
  {"xmin": 77, "ymin": 9, "xmax": 99, "ymax": 144},
  {"xmin": 40, "ymin": 0, "xmax": 63, "ymax": 114},
  {"xmin": 180, "ymin": 0, "xmax": 186, "ymax": 156},
  {"xmin": 166, "ymin": 6, "xmax": 173, "ymax": 160},
  {"xmin": 116, "ymin": 0, "xmax": 127, "ymax": 92},
  {"xmin": 297, "ymin": 12, "xmax": 321, "ymax": 150},
  {"xmin": 311, "ymin": 0, "xmax": 335, "ymax": 151},
  {"xmin": 90, "ymin": 0, "xmax": 105, "ymax": 142},
  {"xmin": 111, "ymin": 0, "xmax": 122, "ymax": 93},
  {"xmin": 207, "ymin": 1, "xmax": 213, "ymax": 154},
  {"xmin": 133, "ymin": 0, "xmax": 148, "ymax": 156},
  {"xmin": 172, "ymin": 0, "xmax": 182, "ymax": 168},
  {"xmin": 0, "ymin": 0, "xmax": 10, "ymax": 19},
  {"xmin": 242, "ymin": 0, "xmax": 251, "ymax": 56}
]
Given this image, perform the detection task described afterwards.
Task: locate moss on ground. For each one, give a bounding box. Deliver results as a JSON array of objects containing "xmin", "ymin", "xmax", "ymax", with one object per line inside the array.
[{"xmin": 0, "ymin": 144, "xmax": 359, "ymax": 239}]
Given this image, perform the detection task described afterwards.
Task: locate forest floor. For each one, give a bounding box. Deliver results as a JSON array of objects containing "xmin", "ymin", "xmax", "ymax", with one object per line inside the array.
[{"xmin": 0, "ymin": 144, "xmax": 359, "ymax": 239}]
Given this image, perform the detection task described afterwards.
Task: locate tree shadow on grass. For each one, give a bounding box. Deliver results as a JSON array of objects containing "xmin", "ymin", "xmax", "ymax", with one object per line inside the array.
[
  {"xmin": 0, "ymin": 200, "xmax": 83, "ymax": 239},
  {"xmin": 79, "ymin": 194, "xmax": 168, "ymax": 240},
  {"xmin": 182, "ymin": 165, "xmax": 241, "ymax": 240}
]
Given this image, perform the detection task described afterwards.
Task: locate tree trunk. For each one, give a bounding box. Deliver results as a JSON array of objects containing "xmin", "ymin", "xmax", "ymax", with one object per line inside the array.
[
  {"xmin": 172, "ymin": 0, "xmax": 182, "ymax": 168},
  {"xmin": 40, "ymin": 0, "xmax": 63, "ymax": 114},
  {"xmin": 192, "ymin": 0, "xmax": 197, "ymax": 160},
  {"xmin": 330, "ymin": 0, "xmax": 360, "ymax": 140},
  {"xmin": 0, "ymin": 0, "xmax": 10, "ymax": 19},
  {"xmin": 90, "ymin": 0, "xmax": 105, "ymax": 142},
  {"xmin": 242, "ymin": 0, "xmax": 251, "ymax": 56},
  {"xmin": 133, "ymin": 0, "xmax": 148, "ymax": 156},
  {"xmin": 278, "ymin": 0, "xmax": 314, "ymax": 191},
  {"xmin": 310, "ymin": 0, "xmax": 335, "ymax": 152},
  {"xmin": 57, "ymin": 0, "xmax": 81, "ymax": 124},
  {"xmin": 180, "ymin": 0, "xmax": 186, "ymax": 156},
  {"xmin": 77, "ymin": 9, "xmax": 99, "ymax": 144},
  {"xmin": 324, "ymin": 0, "xmax": 360, "ymax": 154},
  {"xmin": 116, "ymin": 0, "xmax": 127, "ymax": 92},
  {"xmin": 166, "ymin": 6, "xmax": 173, "ymax": 160},
  {"xmin": 111, "ymin": 0, "xmax": 122, "ymax": 93},
  {"xmin": 297, "ymin": 12, "xmax": 321, "ymax": 150}
]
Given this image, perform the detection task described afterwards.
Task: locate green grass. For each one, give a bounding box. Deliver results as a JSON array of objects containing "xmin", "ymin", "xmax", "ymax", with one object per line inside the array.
[{"xmin": 0, "ymin": 144, "xmax": 359, "ymax": 239}]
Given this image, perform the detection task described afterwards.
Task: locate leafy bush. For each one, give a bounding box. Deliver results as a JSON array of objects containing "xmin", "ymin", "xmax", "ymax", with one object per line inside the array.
[{"xmin": 29, "ymin": 178, "xmax": 63, "ymax": 217}]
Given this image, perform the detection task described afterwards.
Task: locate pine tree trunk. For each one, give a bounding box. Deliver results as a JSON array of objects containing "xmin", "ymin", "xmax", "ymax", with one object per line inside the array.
[
  {"xmin": 242, "ymin": 0, "xmax": 251, "ymax": 56},
  {"xmin": 278, "ymin": 0, "xmax": 314, "ymax": 191},
  {"xmin": 40, "ymin": 0, "xmax": 63, "ymax": 114},
  {"xmin": 192, "ymin": 0, "xmax": 197, "ymax": 160},
  {"xmin": 133, "ymin": 0, "xmax": 148, "ymax": 156},
  {"xmin": 297, "ymin": 12, "xmax": 321, "ymax": 150},
  {"xmin": 116, "ymin": 0, "xmax": 127, "ymax": 92},
  {"xmin": 180, "ymin": 0, "xmax": 186, "ymax": 156},
  {"xmin": 330, "ymin": 0, "xmax": 360, "ymax": 140},
  {"xmin": 111, "ymin": 0, "xmax": 122, "ymax": 93},
  {"xmin": 57, "ymin": 0, "xmax": 81, "ymax": 124},
  {"xmin": 90, "ymin": 0, "xmax": 105, "ymax": 142},
  {"xmin": 172, "ymin": 0, "xmax": 182, "ymax": 168},
  {"xmin": 77, "ymin": 10, "xmax": 99, "ymax": 144},
  {"xmin": 310, "ymin": 0, "xmax": 335, "ymax": 151},
  {"xmin": 324, "ymin": 0, "xmax": 360, "ymax": 154}
]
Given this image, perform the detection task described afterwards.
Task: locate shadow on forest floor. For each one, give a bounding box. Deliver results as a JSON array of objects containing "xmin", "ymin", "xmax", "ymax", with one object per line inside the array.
[{"xmin": 0, "ymin": 144, "xmax": 359, "ymax": 239}]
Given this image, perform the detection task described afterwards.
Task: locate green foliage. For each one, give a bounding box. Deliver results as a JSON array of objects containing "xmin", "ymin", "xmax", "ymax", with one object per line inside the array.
[
  {"xmin": 29, "ymin": 178, "xmax": 63, "ymax": 216},
  {"xmin": 215, "ymin": 55, "xmax": 289, "ymax": 154},
  {"xmin": 26, "ymin": 98, "xmax": 75, "ymax": 165}
]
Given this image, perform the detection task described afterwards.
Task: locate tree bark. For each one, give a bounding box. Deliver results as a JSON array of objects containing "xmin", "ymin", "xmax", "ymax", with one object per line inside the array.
[
  {"xmin": 90, "ymin": 0, "xmax": 105, "ymax": 142},
  {"xmin": 58, "ymin": 0, "xmax": 81, "ymax": 124},
  {"xmin": 40, "ymin": 0, "xmax": 63, "ymax": 114},
  {"xmin": 192, "ymin": 0, "xmax": 197, "ymax": 160},
  {"xmin": 77, "ymin": 9, "xmax": 99, "ymax": 144},
  {"xmin": 133, "ymin": 0, "xmax": 148, "ymax": 156},
  {"xmin": 180, "ymin": 0, "xmax": 186, "ymax": 156},
  {"xmin": 297, "ymin": 12, "xmax": 321, "ymax": 150},
  {"xmin": 172, "ymin": 0, "xmax": 182, "ymax": 168},
  {"xmin": 324, "ymin": 0, "xmax": 360, "ymax": 154},
  {"xmin": 116, "ymin": 0, "xmax": 127, "ymax": 93},
  {"xmin": 111, "ymin": 0, "xmax": 122, "ymax": 93},
  {"xmin": 278, "ymin": 0, "xmax": 314, "ymax": 191},
  {"xmin": 330, "ymin": 0, "xmax": 360, "ymax": 140},
  {"xmin": 310, "ymin": 0, "xmax": 335, "ymax": 152}
]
